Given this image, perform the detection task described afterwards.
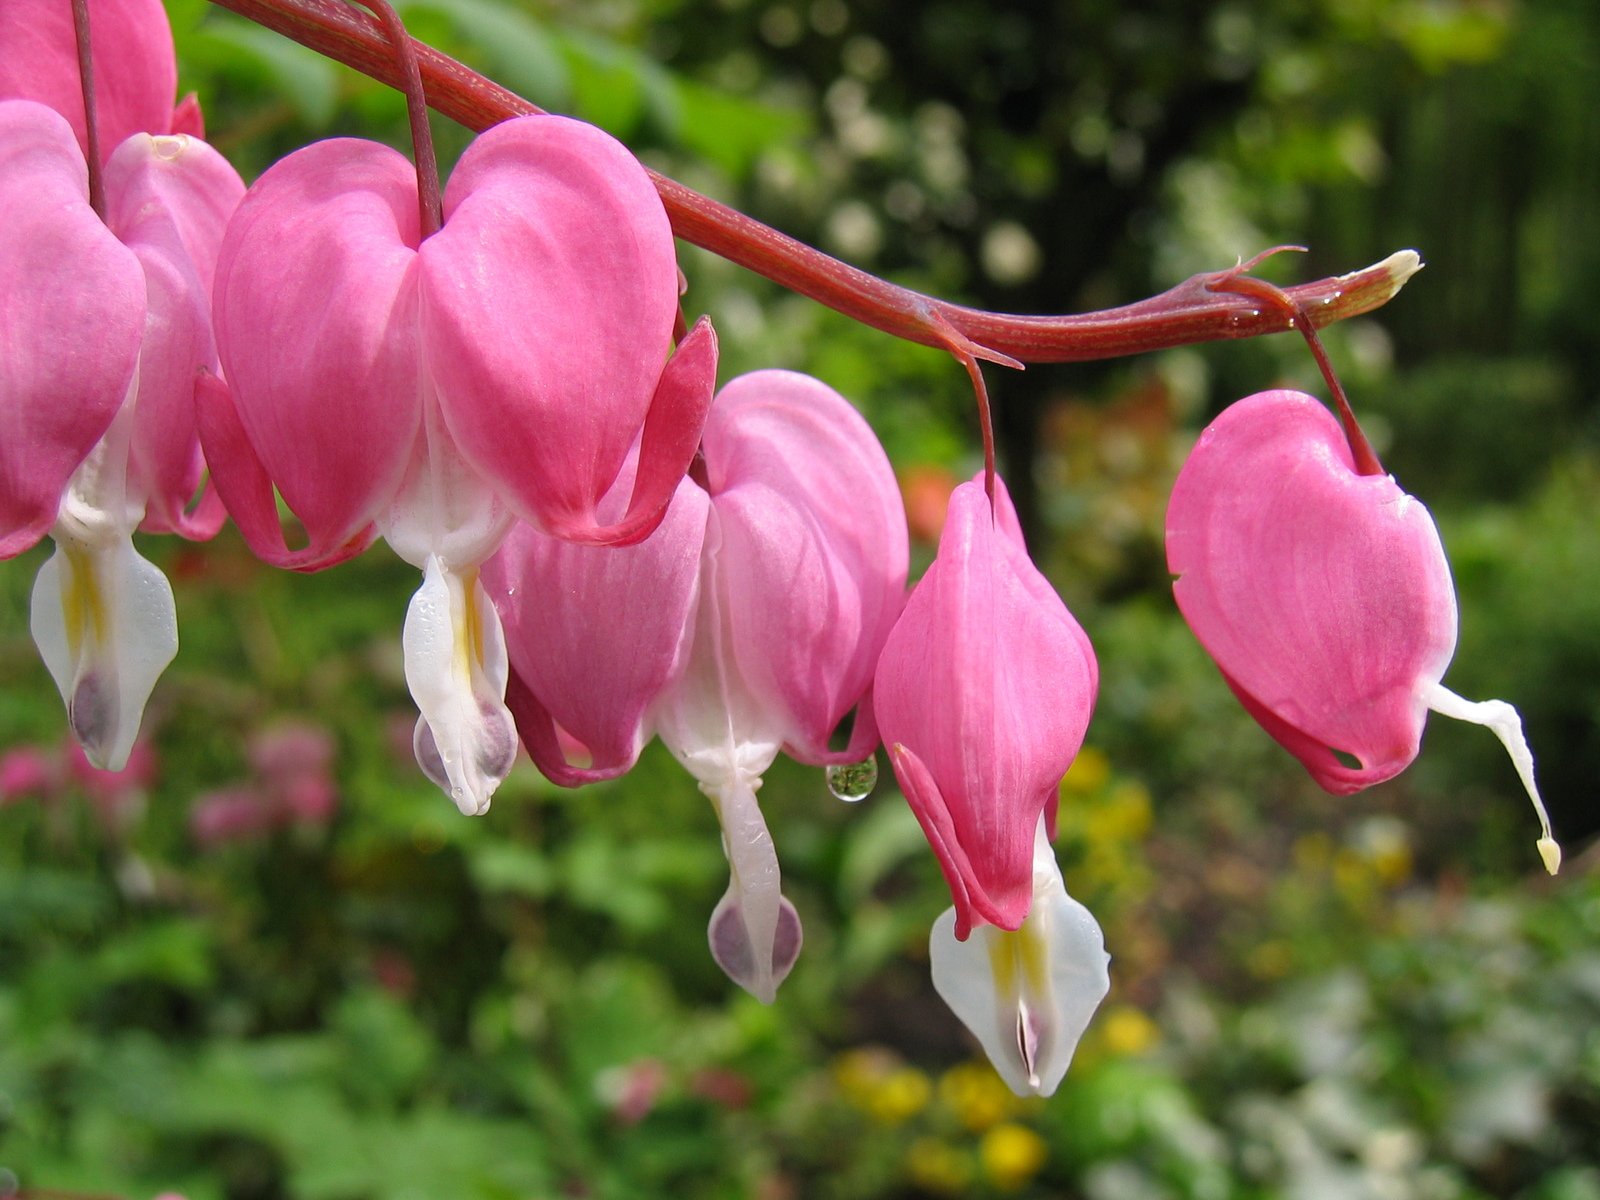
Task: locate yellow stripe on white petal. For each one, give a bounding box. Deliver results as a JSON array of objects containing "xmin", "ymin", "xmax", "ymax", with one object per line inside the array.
[
  {"xmin": 404, "ymin": 555, "xmax": 517, "ymax": 815},
  {"xmin": 30, "ymin": 532, "xmax": 177, "ymax": 772},
  {"xmin": 30, "ymin": 371, "xmax": 175, "ymax": 771},
  {"xmin": 930, "ymin": 819, "xmax": 1110, "ymax": 1098}
]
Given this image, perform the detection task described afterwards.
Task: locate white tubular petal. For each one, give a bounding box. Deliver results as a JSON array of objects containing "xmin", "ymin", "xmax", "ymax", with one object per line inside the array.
[
  {"xmin": 704, "ymin": 775, "xmax": 800, "ymax": 1003},
  {"xmin": 930, "ymin": 821, "xmax": 1110, "ymax": 1098},
  {"xmin": 403, "ymin": 555, "xmax": 517, "ymax": 816},
  {"xmin": 30, "ymin": 533, "xmax": 177, "ymax": 771},
  {"xmin": 1425, "ymin": 683, "xmax": 1561, "ymax": 874}
]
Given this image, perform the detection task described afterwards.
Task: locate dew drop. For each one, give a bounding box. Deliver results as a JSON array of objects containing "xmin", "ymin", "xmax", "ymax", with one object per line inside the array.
[{"xmin": 825, "ymin": 756, "xmax": 878, "ymax": 803}]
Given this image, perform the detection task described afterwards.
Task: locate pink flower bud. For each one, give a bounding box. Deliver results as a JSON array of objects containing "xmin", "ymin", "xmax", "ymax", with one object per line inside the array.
[{"xmin": 875, "ymin": 474, "xmax": 1097, "ymax": 939}]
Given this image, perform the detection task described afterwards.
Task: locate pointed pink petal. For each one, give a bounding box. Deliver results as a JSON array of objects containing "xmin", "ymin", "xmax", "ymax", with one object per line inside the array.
[
  {"xmin": 170, "ymin": 94, "xmax": 204, "ymax": 139},
  {"xmin": 420, "ymin": 115, "xmax": 681, "ymax": 534},
  {"xmin": 550, "ymin": 316, "xmax": 719, "ymax": 547},
  {"xmin": 484, "ymin": 476, "xmax": 709, "ymax": 784},
  {"xmin": 103, "ymin": 133, "xmax": 243, "ymax": 539},
  {"xmin": 1165, "ymin": 390, "xmax": 1457, "ymax": 789},
  {"xmin": 194, "ymin": 371, "xmax": 375, "ymax": 571},
  {"xmin": 700, "ymin": 370, "xmax": 909, "ymax": 763},
  {"xmin": 212, "ymin": 138, "xmax": 424, "ymax": 559},
  {"xmin": 0, "ymin": 0, "xmax": 177, "ymax": 157},
  {"xmin": 889, "ymin": 742, "xmax": 996, "ymax": 938},
  {"xmin": 0, "ymin": 101, "xmax": 144, "ymax": 559},
  {"xmin": 874, "ymin": 477, "xmax": 1097, "ymax": 937}
]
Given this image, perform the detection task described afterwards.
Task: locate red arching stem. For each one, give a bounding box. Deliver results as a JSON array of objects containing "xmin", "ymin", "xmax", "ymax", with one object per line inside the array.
[
  {"xmin": 1208, "ymin": 257, "xmax": 1386, "ymax": 477},
  {"xmin": 203, "ymin": 0, "xmax": 1417, "ymax": 367},
  {"xmin": 70, "ymin": 0, "xmax": 106, "ymax": 218},
  {"xmin": 344, "ymin": 0, "xmax": 441, "ymax": 238}
]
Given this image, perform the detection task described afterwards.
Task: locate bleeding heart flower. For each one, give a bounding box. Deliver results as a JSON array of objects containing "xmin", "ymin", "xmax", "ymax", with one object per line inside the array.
[
  {"xmin": 1166, "ymin": 389, "xmax": 1559, "ymax": 872},
  {"xmin": 485, "ymin": 369, "xmax": 908, "ymax": 1001},
  {"xmin": 2, "ymin": 100, "xmax": 242, "ymax": 770},
  {"xmin": 200, "ymin": 114, "xmax": 717, "ymax": 817},
  {"xmin": 0, "ymin": 0, "xmax": 201, "ymax": 160},
  {"xmin": 873, "ymin": 472, "xmax": 1108, "ymax": 1095}
]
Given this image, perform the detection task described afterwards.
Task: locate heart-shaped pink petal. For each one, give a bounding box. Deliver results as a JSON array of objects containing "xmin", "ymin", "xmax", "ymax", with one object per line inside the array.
[
  {"xmin": 0, "ymin": 0, "xmax": 178, "ymax": 159},
  {"xmin": 421, "ymin": 115, "xmax": 684, "ymax": 536},
  {"xmin": 0, "ymin": 101, "xmax": 144, "ymax": 559},
  {"xmin": 1165, "ymin": 389, "xmax": 1458, "ymax": 791},
  {"xmin": 210, "ymin": 137, "xmax": 424, "ymax": 564}
]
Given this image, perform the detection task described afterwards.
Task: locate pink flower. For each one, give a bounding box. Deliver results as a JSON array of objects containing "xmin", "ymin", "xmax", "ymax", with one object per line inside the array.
[
  {"xmin": 486, "ymin": 370, "xmax": 907, "ymax": 1000},
  {"xmin": 0, "ymin": 745, "xmax": 57, "ymax": 805},
  {"xmin": 189, "ymin": 786, "xmax": 276, "ymax": 848},
  {"xmin": 875, "ymin": 475, "xmax": 1096, "ymax": 938},
  {"xmin": 1166, "ymin": 389, "xmax": 1559, "ymax": 871},
  {"xmin": 873, "ymin": 474, "xmax": 1108, "ymax": 1097},
  {"xmin": 0, "ymin": 0, "xmax": 200, "ymax": 161},
  {"xmin": 1, "ymin": 90, "xmax": 242, "ymax": 771},
  {"xmin": 200, "ymin": 116, "xmax": 716, "ymax": 816}
]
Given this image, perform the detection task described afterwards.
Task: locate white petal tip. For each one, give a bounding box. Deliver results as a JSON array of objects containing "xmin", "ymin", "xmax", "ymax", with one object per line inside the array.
[{"xmin": 1538, "ymin": 836, "xmax": 1562, "ymax": 876}]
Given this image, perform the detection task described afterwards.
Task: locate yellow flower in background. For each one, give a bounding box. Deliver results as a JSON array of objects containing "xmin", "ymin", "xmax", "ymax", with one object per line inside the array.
[
  {"xmin": 831, "ymin": 1049, "xmax": 931, "ymax": 1125},
  {"xmin": 1062, "ymin": 745, "xmax": 1111, "ymax": 794},
  {"xmin": 1099, "ymin": 1004, "xmax": 1160, "ymax": 1057},
  {"xmin": 906, "ymin": 1137, "xmax": 974, "ymax": 1195},
  {"xmin": 939, "ymin": 1060, "xmax": 1019, "ymax": 1131},
  {"xmin": 869, "ymin": 1067, "xmax": 932, "ymax": 1125},
  {"xmin": 980, "ymin": 1122, "xmax": 1049, "ymax": 1191}
]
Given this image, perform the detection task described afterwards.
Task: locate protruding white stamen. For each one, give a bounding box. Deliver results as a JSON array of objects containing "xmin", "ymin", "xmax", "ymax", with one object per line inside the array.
[
  {"xmin": 702, "ymin": 774, "xmax": 799, "ymax": 1002},
  {"xmin": 1425, "ymin": 683, "xmax": 1560, "ymax": 875}
]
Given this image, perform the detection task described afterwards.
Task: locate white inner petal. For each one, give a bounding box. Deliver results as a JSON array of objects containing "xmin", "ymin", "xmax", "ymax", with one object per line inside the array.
[
  {"xmin": 929, "ymin": 818, "xmax": 1111, "ymax": 1097},
  {"xmin": 31, "ymin": 368, "xmax": 176, "ymax": 771},
  {"xmin": 402, "ymin": 556, "xmax": 517, "ymax": 815}
]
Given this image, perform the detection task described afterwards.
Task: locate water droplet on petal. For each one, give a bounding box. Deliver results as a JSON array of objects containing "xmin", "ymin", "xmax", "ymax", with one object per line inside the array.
[{"xmin": 826, "ymin": 755, "xmax": 878, "ymax": 802}]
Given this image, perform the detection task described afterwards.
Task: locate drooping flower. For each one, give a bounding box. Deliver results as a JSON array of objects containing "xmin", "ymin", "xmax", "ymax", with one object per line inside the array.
[
  {"xmin": 1, "ymin": 99, "xmax": 243, "ymax": 769},
  {"xmin": 873, "ymin": 474, "xmax": 1109, "ymax": 1096},
  {"xmin": 485, "ymin": 369, "xmax": 908, "ymax": 1000},
  {"xmin": 0, "ymin": 0, "xmax": 202, "ymax": 160},
  {"xmin": 1165, "ymin": 389, "xmax": 1559, "ymax": 871},
  {"xmin": 875, "ymin": 476, "xmax": 1097, "ymax": 937},
  {"xmin": 199, "ymin": 115, "xmax": 717, "ymax": 816}
]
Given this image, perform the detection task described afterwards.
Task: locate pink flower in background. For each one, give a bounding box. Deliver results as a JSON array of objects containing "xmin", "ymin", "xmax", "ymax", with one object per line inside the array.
[
  {"xmin": 0, "ymin": 745, "xmax": 57, "ymax": 805},
  {"xmin": 0, "ymin": 0, "xmax": 202, "ymax": 159},
  {"xmin": 67, "ymin": 735, "xmax": 157, "ymax": 834},
  {"xmin": 200, "ymin": 115, "xmax": 717, "ymax": 816},
  {"xmin": 487, "ymin": 370, "xmax": 908, "ymax": 1001},
  {"xmin": 1166, "ymin": 389, "xmax": 1559, "ymax": 871},
  {"xmin": 189, "ymin": 720, "xmax": 340, "ymax": 847},
  {"xmin": 190, "ymin": 785, "xmax": 276, "ymax": 848},
  {"xmin": 873, "ymin": 474, "xmax": 1109, "ymax": 1097}
]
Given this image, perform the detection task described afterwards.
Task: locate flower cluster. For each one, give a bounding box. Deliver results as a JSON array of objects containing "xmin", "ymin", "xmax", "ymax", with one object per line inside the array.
[{"xmin": 0, "ymin": 0, "xmax": 1555, "ymax": 1100}]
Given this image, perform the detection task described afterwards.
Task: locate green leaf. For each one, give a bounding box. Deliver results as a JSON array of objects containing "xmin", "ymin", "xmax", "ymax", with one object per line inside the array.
[
  {"xmin": 672, "ymin": 78, "xmax": 812, "ymax": 177},
  {"xmin": 397, "ymin": 0, "xmax": 571, "ymax": 108},
  {"xmin": 193, "ymin": 20, "xmax": 341, "ymax": 128}
]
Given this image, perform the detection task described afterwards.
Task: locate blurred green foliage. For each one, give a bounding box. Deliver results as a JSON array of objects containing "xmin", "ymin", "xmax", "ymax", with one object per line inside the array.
[{"xmin": 4, "ymin": 0, "xmax": 1599, "ymax": 1195}]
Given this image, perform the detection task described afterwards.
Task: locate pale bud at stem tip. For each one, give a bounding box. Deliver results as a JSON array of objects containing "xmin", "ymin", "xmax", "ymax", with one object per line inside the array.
[{"xmin": 1341, "ymin": 248, "xmax": 1423, "ymax": 300}]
